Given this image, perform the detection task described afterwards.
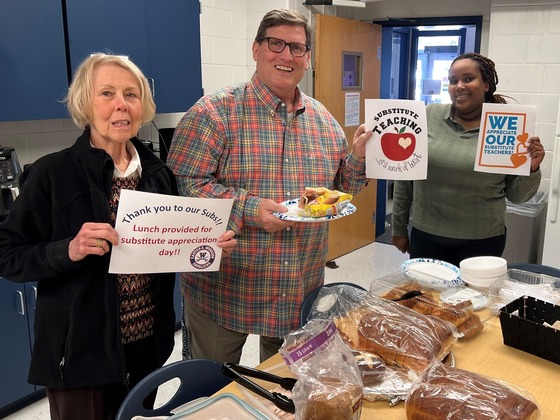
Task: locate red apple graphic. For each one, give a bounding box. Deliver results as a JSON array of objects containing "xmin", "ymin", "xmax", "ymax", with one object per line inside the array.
[{"xmin": 381, "ymin": 126, "xmax": 416, "ymax": 161}]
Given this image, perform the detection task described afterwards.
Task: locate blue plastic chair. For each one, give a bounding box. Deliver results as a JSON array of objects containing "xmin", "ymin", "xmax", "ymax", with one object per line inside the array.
[
  {"xmin": 508, "ymin": 263, "xmax": 560, "ymax": 278},
  {"xmin": 115, "ymin": 358, "xmax": 232, "ymax": 420},
  {"xmin": 300, "ymin": 282, "xmax": 367, "ymax": 327}
]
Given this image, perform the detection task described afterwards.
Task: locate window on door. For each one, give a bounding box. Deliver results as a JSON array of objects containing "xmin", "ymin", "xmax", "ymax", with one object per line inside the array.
[
  {"xmin": 379, "ymin": 16, "xmax": 482, "ymax": 104},
  {"xmin": 414, "ymin": 29, "xmax": 466, "ymax": 104}
]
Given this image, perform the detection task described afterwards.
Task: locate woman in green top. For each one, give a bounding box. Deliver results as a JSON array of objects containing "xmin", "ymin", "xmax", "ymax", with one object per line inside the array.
[{"xmin": 391, "ymin": 53, "xmax": 545, "ymax": 267}]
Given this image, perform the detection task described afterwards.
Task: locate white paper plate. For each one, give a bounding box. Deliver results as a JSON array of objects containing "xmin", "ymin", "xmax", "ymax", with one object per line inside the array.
[
  {"xmin": 401, "ymin": 258, "xmax": 465, "ymax": 288},
  {"xmin": 273, "ymin": 199, "xmax": 356, "ymax": 223}
]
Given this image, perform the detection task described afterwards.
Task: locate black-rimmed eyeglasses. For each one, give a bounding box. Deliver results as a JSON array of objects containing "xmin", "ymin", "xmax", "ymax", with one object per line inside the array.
[{"xmin": 258, "ymin": 37, "xmax": 310, "ymax": 57}]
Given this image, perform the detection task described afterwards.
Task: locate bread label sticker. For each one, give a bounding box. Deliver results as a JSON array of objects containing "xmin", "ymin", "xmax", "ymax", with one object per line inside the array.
[{"xmin": 283, "ymin": 321, "xmax": 337, "ymax": 364}]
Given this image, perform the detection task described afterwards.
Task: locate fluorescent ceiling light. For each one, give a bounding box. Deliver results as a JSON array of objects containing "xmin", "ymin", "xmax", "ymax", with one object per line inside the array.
[
  {"xmin": 303, "ymin": 0, "xmax": 367, "ymax": 8},
  {"xmin": 333, "ymin": 0, "xmax": 366, "ymax": 7}
]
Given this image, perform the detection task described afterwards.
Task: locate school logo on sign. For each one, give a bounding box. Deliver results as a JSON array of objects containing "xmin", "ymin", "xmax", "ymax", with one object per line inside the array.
[{"xmin": 190, "ymin": 245, "xmax": 216, "ymax": 270}]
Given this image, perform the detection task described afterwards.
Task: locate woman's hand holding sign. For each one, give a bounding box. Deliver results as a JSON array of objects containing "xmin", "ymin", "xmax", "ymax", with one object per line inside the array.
[
  {"xmin": 527, "ymin": 136, "xmax": 545, "ymax": 172},
  {"xmin": 68, "ymin": 222, "xmax": 119, "ymax": 261}
]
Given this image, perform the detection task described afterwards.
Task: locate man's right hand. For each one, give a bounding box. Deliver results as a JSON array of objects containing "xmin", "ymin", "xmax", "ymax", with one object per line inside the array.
[{"xmin": 258, "ymin": 199, "xmax": 296, "ymax": 233}]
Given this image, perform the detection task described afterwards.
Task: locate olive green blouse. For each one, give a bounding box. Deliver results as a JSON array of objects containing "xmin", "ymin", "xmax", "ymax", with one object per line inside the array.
[{"xmin": 391, "ymin": 103, "xmax": 541, "ymax": 240}]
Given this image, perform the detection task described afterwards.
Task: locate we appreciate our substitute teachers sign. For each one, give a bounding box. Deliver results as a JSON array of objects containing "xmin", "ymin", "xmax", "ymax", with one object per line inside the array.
[
  {"xmin": 475, "ymin": 103, "xmax": 537, "ymax": 176},
  {"xmin": 109, "ymin": 190, "xmax": 233, "ymax": 274}
]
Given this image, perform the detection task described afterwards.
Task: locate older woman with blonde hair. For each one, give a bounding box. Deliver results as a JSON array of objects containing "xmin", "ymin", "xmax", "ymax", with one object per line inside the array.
[{"xmin": 0, "ymin": 53, "xmax": 236, "ymax": 420}]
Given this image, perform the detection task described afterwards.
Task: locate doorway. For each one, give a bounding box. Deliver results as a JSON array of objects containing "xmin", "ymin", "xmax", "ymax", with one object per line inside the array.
[
  {"xmin": 375, "ymin": 16, "xmax": 482, "ymax": 239},
  {"xmin": 314, "ymin": 14, "xmax": 382, "ymax": 260},
  {"xmin": 413, "ymin": 29, "xmax": 466, "ymax": 104}
]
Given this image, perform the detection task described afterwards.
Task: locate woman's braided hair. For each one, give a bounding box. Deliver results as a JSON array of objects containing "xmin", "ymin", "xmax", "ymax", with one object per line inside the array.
[{"xmin": 451, "ymin": 53, "xmax": 510, "ymax": 104}]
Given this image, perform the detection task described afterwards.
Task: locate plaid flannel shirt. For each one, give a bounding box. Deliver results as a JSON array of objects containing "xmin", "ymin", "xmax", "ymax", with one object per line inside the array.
[{"xmin": 167, "ymin": 74, "xmax": 367, "ymax": 337}]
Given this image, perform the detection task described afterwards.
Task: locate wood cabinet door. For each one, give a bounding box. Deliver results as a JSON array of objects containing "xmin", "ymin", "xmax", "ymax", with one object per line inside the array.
[{"xmin": 314, "ymin": 15, "xmax": 382, "ymax": 260}]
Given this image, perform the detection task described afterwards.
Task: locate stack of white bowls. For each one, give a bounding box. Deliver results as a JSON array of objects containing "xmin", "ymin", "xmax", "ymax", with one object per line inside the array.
[{"xmin": 459, "ymin": 256, "xmax": 508, "ymax": 292}]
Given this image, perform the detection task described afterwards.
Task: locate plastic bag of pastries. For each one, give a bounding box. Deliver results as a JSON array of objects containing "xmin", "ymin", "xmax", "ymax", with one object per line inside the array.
[
  {"xmin": 405, "ymin": 361, "xmax": 541, "ymax": 420},
  {"xmin": 280, "ymin": 319, "xmax": 364, "ymax": 420},
  {"xmin": 376, "ymin": 281, "xmax": 485, "ymax": 339}
]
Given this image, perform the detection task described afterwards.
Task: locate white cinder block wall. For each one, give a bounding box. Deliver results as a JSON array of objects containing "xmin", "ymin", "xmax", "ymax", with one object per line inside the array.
[
  {"xmin": 199, "ymin": 0, "xmax": 316, "ymax": 96},
  {"xmin": 199, "ymin": 0, "xmax": 558, "ymax": 195},
  {"xmin": 0, "ymin": 0, "xmax": 557, "ymax": 194},
  {"xmin": 488, "ymin": 0, "xmax": 560, "ymax": 196}
]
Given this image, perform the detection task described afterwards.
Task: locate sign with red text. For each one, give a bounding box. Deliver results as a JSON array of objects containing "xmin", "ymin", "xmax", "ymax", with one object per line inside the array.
[
  {"xmin": 475, "ymin": 103, "xmax": 536, "ymax": 175},
  {"xmin": 109, "ymin": 190, "xmax": 233, "ymax": 274},
  {"xmin": 365, "ymin": 99, "xmax": 428, "ymax": 180}
]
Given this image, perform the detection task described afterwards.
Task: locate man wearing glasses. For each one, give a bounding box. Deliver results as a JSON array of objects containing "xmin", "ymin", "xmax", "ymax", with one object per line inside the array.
[{"xmin": 167, "ymin": 8, "xmax": 372, "ymax": 363}]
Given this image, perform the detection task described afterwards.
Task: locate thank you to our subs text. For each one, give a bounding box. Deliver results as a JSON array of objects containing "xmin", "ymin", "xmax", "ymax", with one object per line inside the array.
[{"xmin": 109, "ymin": 190, "xmax": 233, "ymax": 274}]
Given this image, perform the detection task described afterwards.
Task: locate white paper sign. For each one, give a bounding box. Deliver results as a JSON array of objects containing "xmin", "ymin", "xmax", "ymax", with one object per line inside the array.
[
  {"xmin": 345, "ymin": 92, "xmax": 360, "ymax": 127},
  {"xmin": 365, "ymin": 99, "xmax": 428, "ymax": 180},
  {"xmin": 475, "ymin": 103, "xmax": 537, "ymax": 175},
  {"xmin": 109, "ymin": 190, "xmax": 233, "ymax": 274}
]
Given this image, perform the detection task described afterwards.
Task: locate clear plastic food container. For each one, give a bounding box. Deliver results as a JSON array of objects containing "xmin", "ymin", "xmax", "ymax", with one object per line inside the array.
[{"xmin": 169, "ymin": 393, "xmax": 269, "ymax": 419}]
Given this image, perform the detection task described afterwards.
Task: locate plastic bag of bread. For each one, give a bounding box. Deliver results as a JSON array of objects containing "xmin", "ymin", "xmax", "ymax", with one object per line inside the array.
[
  {"xmin": 280, "ymin": 319, "xmax": 364, "ymax": 420},
  {"xmin": 305, "ymin": 283, "xmax": 367, "ymax": 320},
  {"xmin": 303, "ymin": 285, "xmax": 418, "ymax": 404},
  {"xmin": 298, "ymin": 187, "xmax": 352, "ymax": 218},
  {"xmin": 306, "ymin": 285, "xmax": 459, "ymax": 374},
  {"xmin": 405, "ymin": 361, "xmax": 541, "ymax": 419}
]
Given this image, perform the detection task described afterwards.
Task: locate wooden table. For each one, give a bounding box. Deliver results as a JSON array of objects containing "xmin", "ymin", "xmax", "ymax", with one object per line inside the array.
[{"xmin": 216, "ymin": 314, "xmax": 560, "ymax": 418}]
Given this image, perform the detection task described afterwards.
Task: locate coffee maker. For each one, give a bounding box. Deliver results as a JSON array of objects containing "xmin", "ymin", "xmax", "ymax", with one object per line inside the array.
[{"xmin": 0, "ymin": 146, "xmax": 22, "ymax": 221}]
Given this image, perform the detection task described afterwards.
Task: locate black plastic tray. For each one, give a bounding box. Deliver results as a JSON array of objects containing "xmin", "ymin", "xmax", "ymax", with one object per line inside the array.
[{"xmin": 499, "ymin": 295, "xmax": 560, "ymax": 364}]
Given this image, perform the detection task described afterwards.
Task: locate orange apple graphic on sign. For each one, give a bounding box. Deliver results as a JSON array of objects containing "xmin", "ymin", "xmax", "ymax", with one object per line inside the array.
[{"xmin": 381, "ymin": 126, "xmax": 416, "ymax": 161}]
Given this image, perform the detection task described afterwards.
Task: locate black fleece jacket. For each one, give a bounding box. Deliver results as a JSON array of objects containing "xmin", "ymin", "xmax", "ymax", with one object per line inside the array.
[{"xmin": 0, "ymin": 129, "xmax": 177, "ymax": 388}]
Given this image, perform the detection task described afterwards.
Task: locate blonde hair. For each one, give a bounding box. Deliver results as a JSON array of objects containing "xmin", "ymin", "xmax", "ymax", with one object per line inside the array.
[{"xmin": 65, "ymin": 53, "xmax": 156, "ymax": 128}]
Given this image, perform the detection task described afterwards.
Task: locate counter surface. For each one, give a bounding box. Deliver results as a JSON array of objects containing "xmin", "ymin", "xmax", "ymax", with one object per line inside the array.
[{"xmin": 216, "ymin": 314, "xmax": 560, "ymax": 418}]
